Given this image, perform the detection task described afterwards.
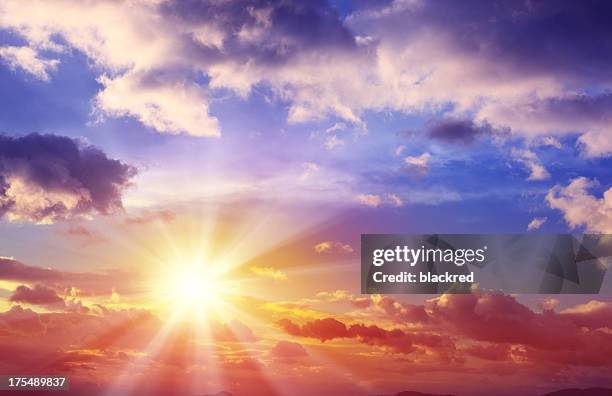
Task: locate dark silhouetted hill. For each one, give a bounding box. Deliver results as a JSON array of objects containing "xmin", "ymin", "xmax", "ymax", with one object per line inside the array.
[
  {"xmin": 198, "ymin": 392, "xmax": 234, "ymax": 396},
  {"xmin": 375, "ymin": 391, "xmax": 455, "ymax": 396},
  {"xmin": 376, "ymin": 388, "xmax": 612, "ymax": 396},
  {"xmin": 541, "ymin": 388, "xmax": 612, "ymax": 396}
]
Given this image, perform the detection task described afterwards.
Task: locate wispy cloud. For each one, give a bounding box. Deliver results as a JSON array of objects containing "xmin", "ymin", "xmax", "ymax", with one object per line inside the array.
[{"xmin": 527, "ymin": 217, "xmax": 547, "ymax": 231}]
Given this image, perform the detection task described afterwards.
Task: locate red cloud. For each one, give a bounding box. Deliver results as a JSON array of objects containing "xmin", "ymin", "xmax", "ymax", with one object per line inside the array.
[
  {"xmin": 278, "ymin": 292, "xmax": 612, "ymax": 368},
  {"xmin": 0, "ymin": 305, "xmax": 45, "ymax": 335},
  {"xmin": 426, "ymin": 293, "xmax": 585, "ymax": 350},
  {"xmin": 277, "ymin": 317, "xmax": 452, "ymax": 355},
  {"xmin": 277, "ymin": 317, "xmax": 348, "ymax": 342},
  {"xmin": 463, "ymin": 343, "xmax": 511, "ymax": 361}
]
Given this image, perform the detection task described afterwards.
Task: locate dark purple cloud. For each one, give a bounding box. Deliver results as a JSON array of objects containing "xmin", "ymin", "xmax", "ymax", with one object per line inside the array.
[
  {"xmin": 161, "ymin": 0, "xmax": 356, "ymax": 65},
  {"xmin": 527, "ymin": 94, "xmax": 612, "ymax": 121},
  {"xmin": 425, "ymin": 118, "xmax": 491, "ymax": 145},
  {"xmin": 0, "ymin": 133, "xmax": 136, "ymax": 223}
]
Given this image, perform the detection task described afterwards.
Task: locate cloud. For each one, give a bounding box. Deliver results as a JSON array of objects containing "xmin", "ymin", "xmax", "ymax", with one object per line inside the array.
[
  {"xmin": 95, "ymin": 71, "xmax": 220, "ymax": 137},
  {"xmin": 538, "ymin": 136, "xmax": 562, "ymax": 149},
  {"xmin": 271, "ymin": 340, "xmax": 308, "ymax": 361},
  {"xmin": 387, "ymin": 193, "xmax": 403, "ymax": 207},
  {"xmin": 249, "ymin": 266, "xmax": 287, "ymax": 281},
  {"xmin": 425, "ymin": 118, "xmax": 490, "ymax": 145},
  {"xmin": 354, "ymin": 193, "xmax": 409, "ymax": 207},
  {"xmin": 371, "ymin": 295, "xmax": 431, "ymax": 325},
  {"xmin": 463, "ymin": 343, "xmax": 511, "ymax": 362},
  {"xmin": 0, "ymin": 134, "xmax": 136, "ymax": 224},
  {"xmin": 527, "ymin": 217, "xmax": 547, "ymax": 231},
  {"xmin": 404, "ymin": 153, "xmax": 431, "ymax": 169},
  {"xmin": 276, "ymin": 317, "xmax": 450, "ymax": 355},
  {"xmin": 538, "ymin": 298, "xmax": 560, "ymax": 312},
  {"xmin": 0, "ymin": 257, "xmax": 65, "ymax": 283},
  {"xmin": 0, "ymin": 256, "xmax": 140, "ymax": 297},
  {"xmin": 511, "ymin": 149, "xmax": 550, "ymax": 181},
  {"xmin": 546, "ymin": 177, "xmax": 612, "ymax": 233},
  {"xmin": 9, "ymin": 284, "xmax": 64, "ymax": 307},
  {"xmin": 424, "ymin": 293, "xmax": 608, "ymax": 356},
  {"xmin": 355, "ymin": 193, "xmax": 382, "ymax": 207},
  {"xmin": 0, "ymin": 46, "xmax": 59, "ymax": 81},
  {"xmin": 0, "ymin": 0, "xmax": 354, "ymax": 136},
  {"xmin": 299, "ymin": 162, "xmax": 320, "ymax": 182},
  {"xmin": 315, "ymin": 290, "xmax": 372, "ymax": 309},
  {"xmin": 2, "ymin": 0, "xmax": 612, "ymax": 153},
  {"xmin": 0, "ymin": 304, "xmax": 161, "ymax": 366},
  {"xmin": 277, "ymin": 317, "xmax": 348, "ymax": 342},
  {"xmin": 560, "ymin": 300, "xmax": 612, "ymax": 330},
  {"xmin": 313, "ymin": 241, "xmax": 353, "ymax": 254},
  {"xmin": 481, "ymin": 94, "xmax": 612, "ymax": 156},
  {"xmin": 325, "ymin": 122, "xmax": 346, "ymax": 134},
  {"xmin": 324, "ymin": 135, "xmax": 344, "ymax": 150},
  {"xmin": 210, "ymin": 319, "xmax": 258, "ymax": 343},
  {"xmin": 350, "ymin": 1, "xmax": 612, "ymax": 156},
  {"xmin": 8, "ymin": 284, "xmax": 88, "ymax": 313},
  {"xmin": 316, "ymin": 290, "xmax": 352, "ymax": 302},
  {"xmin": 275, "ymin": 291, "xmax": 612, "ymax": 368},
  {"xmin": 59, "ymin": 225, "xmax": 106, "ymax": 245}
]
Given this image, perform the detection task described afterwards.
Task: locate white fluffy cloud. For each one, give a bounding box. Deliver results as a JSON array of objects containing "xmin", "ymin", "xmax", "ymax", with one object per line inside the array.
[
  {"xmin": 0, "ymin": 0, "xmax": 219, "ymax": 136},
  {"xmin": 95, "ymin": 72, "xmax": 219, "ymax": 137},
  {"xmin": 0, "ymin": 46, "xmax": 58, "ymax": 80},
  {"xmin": 547, "ymin": 177, "xmax": 612, "ymax": 233}
]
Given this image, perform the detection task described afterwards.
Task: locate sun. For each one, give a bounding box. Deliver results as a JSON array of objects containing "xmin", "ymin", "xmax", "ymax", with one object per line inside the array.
[
  {"xmin": 155, "ymin": 261, "xmax": 232, "ymax": 318},
  {"xmin": 168, "ymin": 267, "xmax": 220, "ymax": 305}
]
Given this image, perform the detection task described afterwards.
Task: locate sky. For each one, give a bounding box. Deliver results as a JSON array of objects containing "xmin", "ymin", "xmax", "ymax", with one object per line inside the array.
[{"xmin": 0, "ymin": 1, "xmax": 611, "ymax": 395}]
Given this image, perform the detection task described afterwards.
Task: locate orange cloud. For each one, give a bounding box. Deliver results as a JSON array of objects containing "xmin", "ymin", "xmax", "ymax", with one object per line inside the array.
[
  {"xmin": 313, "ymin": 241, "xmax": 353, "ymax": 254},
  {"xmin": 250, "ymin": 266, "xmax": 288, "ymax": 281}
]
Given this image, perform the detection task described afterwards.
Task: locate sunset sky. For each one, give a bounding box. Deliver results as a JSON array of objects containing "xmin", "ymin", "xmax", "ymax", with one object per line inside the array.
[{"xmin": 0, "ymin": 1, "xmax": 611, "ymax": 395}]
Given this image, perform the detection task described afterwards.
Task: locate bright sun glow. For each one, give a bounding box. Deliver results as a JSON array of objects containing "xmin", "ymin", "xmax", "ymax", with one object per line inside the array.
[
  {"xmin": 170, "ymin": 268, "xmax": 220, "ymax": 304},
  {"xmin": 157, "ymin": 261, "xmax": 231, "ymax": 318}
]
